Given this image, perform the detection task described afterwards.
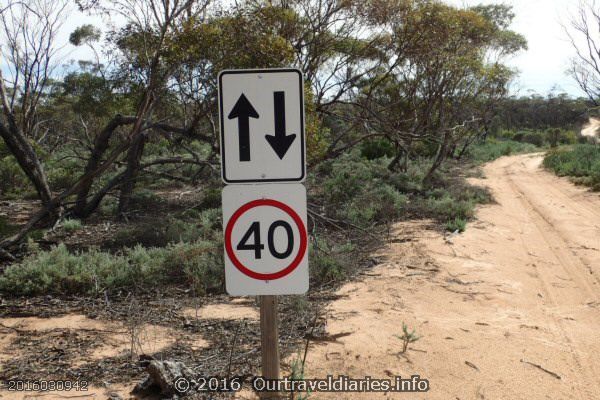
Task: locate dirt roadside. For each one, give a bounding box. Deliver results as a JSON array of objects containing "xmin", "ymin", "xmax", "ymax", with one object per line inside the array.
[
  {"xmin": 1, "ymin": 153, "xmax": 599, "ymax": 400},
  {"xmin": 305, "ymin": 153, "xmax": 600, "ymax": 399}
]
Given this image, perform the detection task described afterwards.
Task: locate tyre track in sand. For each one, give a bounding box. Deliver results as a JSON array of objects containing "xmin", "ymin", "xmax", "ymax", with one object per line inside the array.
[
  {"xmin": 502, "ymin": 160, "xmax": 599, "ymax": 399},
  {"xmin": 303, "ymin": 153, "xmax": 600, "ymax": 400}
]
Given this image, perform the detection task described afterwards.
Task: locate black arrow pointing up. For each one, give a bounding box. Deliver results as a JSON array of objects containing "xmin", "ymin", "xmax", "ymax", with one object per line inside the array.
[
  {"xmin": 228, "ymin": 93, "xmax": 259, "ymax": 162},
  {"xmin": 265, "ymin": 91, "xmax": 296, "ymax": 160}
]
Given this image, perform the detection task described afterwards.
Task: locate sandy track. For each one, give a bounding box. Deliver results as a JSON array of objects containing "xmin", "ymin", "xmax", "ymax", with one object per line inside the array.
[{"xmin": 305, "ymin": 153, "xmax": 600, "ymax": 399}]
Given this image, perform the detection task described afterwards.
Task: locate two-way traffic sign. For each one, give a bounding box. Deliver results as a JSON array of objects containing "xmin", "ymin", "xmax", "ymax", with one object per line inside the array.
[
  {"xmin": 218, "ymin": 69, "xmax": 305, "ymax": 183},
  {"xmin": 219, "ymin": 68, "xmax": 308, "ymax": 296}
]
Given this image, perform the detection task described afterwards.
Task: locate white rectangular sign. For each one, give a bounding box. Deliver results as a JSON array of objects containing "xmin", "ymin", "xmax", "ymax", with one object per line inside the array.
[
  {"xmin": 218, "ymin": 69, "xmax": 306, "ymax": 184},
  {"xmin": 221, "ymin": 184, "xmax": 309, "ymax": 295}
]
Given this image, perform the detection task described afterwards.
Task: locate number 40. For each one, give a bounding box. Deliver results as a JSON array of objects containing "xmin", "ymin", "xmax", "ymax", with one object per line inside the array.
[{"xmin": 237, "ymin": 220, "xmax": 294, "ymax": 259}]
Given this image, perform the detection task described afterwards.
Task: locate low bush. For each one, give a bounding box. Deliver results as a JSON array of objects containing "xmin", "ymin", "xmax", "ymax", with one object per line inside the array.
[
  {"xmin": 522, "ymin": 132, "xmax": 544, "ymax": 147},
  {"xmin": 198, "ymin": 188, "xmax": 222, "ymax": 210},
  {"xmin": 110, "ymin": 208, "xmax": 222, "ymax": 248},
  {"xmin": 0, "ymin": 239, "xmax": 224, "ymax": 296},
  {"xmin": 445, "ymin": 217, "xmax": 467, "ymax": 232},
  {"xmin": 424, "ymin": 194, "xmax": 475, "ymax": 221},
  {"xmin": 543, "ymin": 144, "xmax": 600, "ymax": 190},
  {"xmin": 130, "ymin": 189, "xmax": 164, "ymax": 209},
  {"xmin": 320, "ymin": 153, "xmax": 407, "ymax": 226},
  {"xmin": 309, "ymin": 240, "xmax": 349, "ymax": 284},
  {"xmin": 62, "ymin": 219, "xmax": 82, "ymax": 232},
  {"xmin": 360, "ymin": 138, "xmax": 395, "ymax": 160},
  {"xmin": 465, "ymin": 140, "xmax": 538, "ymax": 164}
]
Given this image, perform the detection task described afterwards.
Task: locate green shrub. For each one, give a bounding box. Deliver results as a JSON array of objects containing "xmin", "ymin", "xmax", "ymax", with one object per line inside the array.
[
  {"xmin": 111, "ymin": 223, "xmax": 169, "ymax": 248},
  {"xmin": 288, "ymin": 295, "xmax": 309, "ymax": 313},
  {"xmin": 388, "ymin": 158, "xmax": 429, "ymax": 192},
  {"xmin": 360, "ymin": 139, "xmax": 395, "ymax": 160},
  {"xmin": 164, "ymin": 219, "xmax": 205, "ymax": 244},
  {"xmin": 445, "ymin": 217, "xmax": 466, "ymax": 232},
  {"xmin": 130, "ymin": 189, "xmax": 164, "ymax": 208},
  {"xmin": 27, "ymin": 229, "xmax": 45, "ymax": 241},
  {"xmin": 62, "ymin": 219, "xmax": 82, "ymax": 232},
  {"xmin": 310, "ymin": 252, "xmax": 344, "ymax": 283},
  {"xmin": 321, "ymin": 154, "xmax": 407, "ymax": 226},
  {"xmin": 308, "ymin": 240, "xmax": 349, "ymax": 284},
  {"xmin": 559, "ymin": 131, "xmax": 577, "ymax": 145},
  {"xmin": 342, "ymin": 184, "xmax": 407, "ymax": 226},
  {"xmin": 167, "ymin": 240, "xmax": 224, "ymax": 294},
  {"xmin": 543, "ymin": 144, "xmax": 600, "ymax": 190},
  {"xmin": 110, "ymin": 208, "xmax": 222, "ymax": 248},
  {"xmin": 425, "ymin": 195, "xmax": 475, "ymax": 221},
  {"xmin": 522, "ymin": 132, "xmax": 544, "ymax": 147},
  {"xmin": 0, "ymin": 239, "xmax": 224, "ymax": 296},
  {"xmin": 466, "ymin": 140, "xmax": 538, "ymax": 164},
  {"xmin": 198, "ymin": 188, "xmax": 222, "ymax": 210},
  {"xmin": 0, "ymin": 151, "xmax": 29, "ymax": 196},
  {"xmin": 512, "ymin": 132, "xmax": 524, "ymax": 142}
]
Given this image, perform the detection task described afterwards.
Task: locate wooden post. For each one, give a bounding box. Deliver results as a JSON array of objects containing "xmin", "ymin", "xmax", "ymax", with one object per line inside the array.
[{"xmin": 259, "ymin": 295, "xmax": 280, "ymax": 399}]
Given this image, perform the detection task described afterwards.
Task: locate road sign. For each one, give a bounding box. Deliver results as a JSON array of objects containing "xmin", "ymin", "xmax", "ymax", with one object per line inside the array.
[
  {"xmin": 221, "ymin": 184, "xmax": 308, "ymax": 295},
  {"xmin": 218, "ymin": 69, "xmax": 305, "ymax": 184}
]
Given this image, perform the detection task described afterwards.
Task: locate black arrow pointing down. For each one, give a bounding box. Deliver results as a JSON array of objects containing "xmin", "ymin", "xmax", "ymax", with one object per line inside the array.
[{"xmin": 265, "ymin": 91, "xmax": 296, "ymax": 159}]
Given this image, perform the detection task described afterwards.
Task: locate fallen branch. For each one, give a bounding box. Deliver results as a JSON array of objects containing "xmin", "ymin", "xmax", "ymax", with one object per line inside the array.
[
  {"xmin": 520, "ymin": 359, "xmax": 561, "ymax": 379},
  {"xmin": 465, "ymin": 360, "xmax": 479, "ymax": 371},
  {"xmin": 307, "ymin": 208, "xmax": 378, "ymax": 239},
  {"xmin": 304, "ymin": 331, "xmax": 352, "ymax": 343},
  {"xmin": 0, "ymin": 248, "xmax": 16, "ymax": 261}
]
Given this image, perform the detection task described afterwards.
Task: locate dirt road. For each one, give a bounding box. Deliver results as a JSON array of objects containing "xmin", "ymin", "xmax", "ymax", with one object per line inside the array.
[{"xmin": 305, "ymin": 153, "xmax": 600, "ymax": 399}]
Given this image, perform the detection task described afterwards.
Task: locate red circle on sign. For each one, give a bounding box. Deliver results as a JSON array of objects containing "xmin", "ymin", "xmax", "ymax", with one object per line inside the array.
[{"xmin": 225, "ymin": 199, "xmax": 307, "ymax": 280}]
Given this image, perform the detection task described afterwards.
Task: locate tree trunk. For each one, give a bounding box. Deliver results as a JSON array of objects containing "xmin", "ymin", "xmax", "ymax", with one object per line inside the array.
[
  {"xmin": 0, "ymin": 137, "xmax": 135, "ymax": 251},
  {"xmin": 73, "ymin": 115, "xmax": 137, "ymax": 217},
  {"xmin": 423, "ymin": 131, "xmax": 450, "ymax": 185},
  {"xmin": 118, "ymin": 133, "xmax": 147, "ymax": 216},
  {"xmin": 401, "ymin": 145, "xmax": 410, "ymax": 172},
  {"xmin": 387, "ymin": 150, "xmax": 403, "ymax": 171},
  {"xmin": 0, "ymin": 120, "xmax": 52, "ymax": 205}
]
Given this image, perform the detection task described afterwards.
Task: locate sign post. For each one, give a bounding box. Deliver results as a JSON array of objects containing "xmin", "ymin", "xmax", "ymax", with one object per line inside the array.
[
  {"xmin": 218, "ymin": 68, "xmax": 308, "ymax": 396},
  {"xmin": 260, "ymin": 295, "xmax": 280, "ymax": 399}
]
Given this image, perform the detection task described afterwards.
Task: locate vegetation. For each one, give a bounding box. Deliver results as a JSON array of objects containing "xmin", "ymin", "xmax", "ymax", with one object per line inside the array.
[
  {"xmin": 0, "ymin": 240, "xmax": 223, "ymax": 296},
  {"xmin": 543, "ymin": 145, "xmax": 600, "ymax": 190},
  {"xmin": 395, "ymin": 322, "xmax": 421, "ymax": 354},
  {"xmin": 465, "ymin": 140, "xmax": 539, "ymax": 164},
  {"xmin": 446, "ymin": 217, "xmax": 467, "ymax": 233},
  {"xmin": 61, "ymin": 219, "xmax": 83, "ymax": 233},
  {"xmin": 0, "ymin": 0, "xmax": 587, "ymax": 298}
]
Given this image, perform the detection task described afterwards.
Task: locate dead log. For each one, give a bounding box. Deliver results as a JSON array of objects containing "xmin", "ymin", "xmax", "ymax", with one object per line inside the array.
[{"xmin": 133, "ymin": 359, "xmax": 198, "ymax": 397}]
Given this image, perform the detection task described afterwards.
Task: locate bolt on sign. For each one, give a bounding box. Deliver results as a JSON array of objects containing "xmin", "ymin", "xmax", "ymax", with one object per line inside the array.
[{"xmin": 218, "ymin": 68, "xmax": 309, "ymax": 296}]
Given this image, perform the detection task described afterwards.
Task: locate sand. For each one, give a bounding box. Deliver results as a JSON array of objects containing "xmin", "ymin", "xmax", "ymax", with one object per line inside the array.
[{"xmin": 304, "ymin": 153, "xmax": 600, "ymax": 399}]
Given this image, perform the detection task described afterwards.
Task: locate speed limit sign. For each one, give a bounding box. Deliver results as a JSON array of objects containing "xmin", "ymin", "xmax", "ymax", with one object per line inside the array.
[{"xmin": 221, "ymin": 184, "xmax": 309, "ymax": 295}]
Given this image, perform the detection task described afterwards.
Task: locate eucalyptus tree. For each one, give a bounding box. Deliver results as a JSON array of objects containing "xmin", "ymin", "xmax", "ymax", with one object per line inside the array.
[
  {"xmin": 350, "ymin": 1, "xmax": 525, "ymax": 180},
  {"xmin": 0, "ymin": 0, "xmax": 69, "ymax": 205}
]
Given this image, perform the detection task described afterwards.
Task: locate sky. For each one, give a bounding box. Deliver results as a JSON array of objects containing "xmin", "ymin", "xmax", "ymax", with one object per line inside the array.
[
  {"xmin": 4, "ymin": 0, "xmax": 589, "ymax": 98},
  {"xmin": 447, "ymin": 0, "xmax": 585, "ymax": 97}
]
